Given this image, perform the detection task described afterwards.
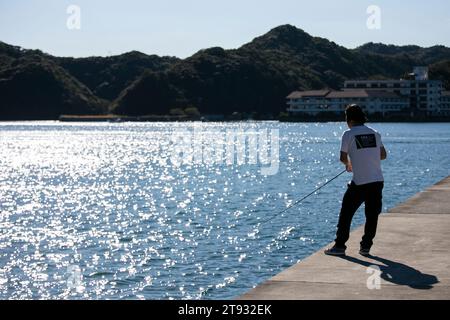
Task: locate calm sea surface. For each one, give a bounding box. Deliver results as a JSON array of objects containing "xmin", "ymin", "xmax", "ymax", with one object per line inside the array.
[{"xmin": 0, "ymin": 121, "xmax": 449, "ymax": 299}]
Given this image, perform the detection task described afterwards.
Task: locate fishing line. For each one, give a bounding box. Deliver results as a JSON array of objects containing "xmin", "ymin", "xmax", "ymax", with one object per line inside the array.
[
  {"xmin": 201, "ymin": 168, "xmax": 348, "ymax": 298},
  {"xmin": 255, "ymin": 168, "xmax": 347, "ymax": 227}
]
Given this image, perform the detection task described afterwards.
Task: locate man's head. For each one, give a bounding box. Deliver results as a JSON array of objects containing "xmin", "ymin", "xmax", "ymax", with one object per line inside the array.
[{"xmin": 345, "ymin": 104, "xmax": 368, "ymax": 127}]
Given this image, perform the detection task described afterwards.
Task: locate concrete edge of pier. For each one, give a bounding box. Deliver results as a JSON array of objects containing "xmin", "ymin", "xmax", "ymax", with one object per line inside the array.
[{"xmin": 239, "ymin": 176, "xmax": 450, "ymax": 300}]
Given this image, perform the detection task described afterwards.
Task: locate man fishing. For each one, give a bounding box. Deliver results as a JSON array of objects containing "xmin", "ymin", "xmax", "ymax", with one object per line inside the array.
[{"xmin": 325, "ymin": 104, "xmax": 387, "ymax": 257}]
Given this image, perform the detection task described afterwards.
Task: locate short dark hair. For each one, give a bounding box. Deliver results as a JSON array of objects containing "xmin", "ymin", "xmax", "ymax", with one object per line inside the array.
[{"xmin": 345, "ymin": 104, "xmax": 368, "ymax": 124}]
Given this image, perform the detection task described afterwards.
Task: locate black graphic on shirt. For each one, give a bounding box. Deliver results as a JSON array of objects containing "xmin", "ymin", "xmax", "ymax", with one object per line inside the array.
[{"xmin": 355, "ymin": 134, "xmax": 377, "ymax": 149}]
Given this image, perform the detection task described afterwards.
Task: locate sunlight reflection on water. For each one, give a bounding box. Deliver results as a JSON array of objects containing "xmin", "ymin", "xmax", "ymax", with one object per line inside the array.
[{"xmin": 0, "ymin": 121, "xmax": 449, "ymax": 299}]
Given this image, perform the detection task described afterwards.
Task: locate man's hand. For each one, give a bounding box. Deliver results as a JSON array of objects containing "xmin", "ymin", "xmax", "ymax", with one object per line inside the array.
[{"xmin": 346, "ymin": 162, "xmax": 352, "ymax": 172}]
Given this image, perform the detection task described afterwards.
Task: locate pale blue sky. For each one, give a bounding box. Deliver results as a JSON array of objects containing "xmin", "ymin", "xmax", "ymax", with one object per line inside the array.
[{"xmin": 0, "ymin": 0, "xmax": 449, "ymax": 58}]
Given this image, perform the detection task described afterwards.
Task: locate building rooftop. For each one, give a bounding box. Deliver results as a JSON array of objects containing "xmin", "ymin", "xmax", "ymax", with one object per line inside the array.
[
  {"xmin": 287, "ymin": 90, "xmax": 330, "ymax": 99},
  {"xmin": 328, "ymin": 90, "xmax": 403, "ymax": 99},
  {"xmin": 288, "ymin": 89, "xmax": 404, "ymax": 99},
  {"xmin": 365, "ymin": 90, "xmax": 405, "ymax": 99},
  {"xmin": 326, "ymin": 89, "xmax": 369, "ymax": 98},
  {"xmin": 344, "ymin": 79, "xmax": 442, "ymax": 83}
]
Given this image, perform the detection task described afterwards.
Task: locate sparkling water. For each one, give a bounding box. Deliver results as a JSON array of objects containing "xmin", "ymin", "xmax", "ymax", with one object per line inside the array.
[{"xmin": 0, "ymin": 121, "xmax": 449, "ymax": 299}]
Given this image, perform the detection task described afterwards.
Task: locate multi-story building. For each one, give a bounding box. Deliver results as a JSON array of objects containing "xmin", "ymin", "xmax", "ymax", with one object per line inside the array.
[
  {"xmin": 287, "ymin": 67, "xmax": 447, "ymax": 118},
  {"xmin": 287, "ymin": 89, "xmax": 409, "ymax": 116},
  {"xmin": 343, "ymin": 67, "xmax": 443, "ymax": 116}
]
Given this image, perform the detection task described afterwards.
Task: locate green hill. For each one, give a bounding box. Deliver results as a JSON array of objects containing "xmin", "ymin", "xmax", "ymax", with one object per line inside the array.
[
  {"xmin": 56, "ymin": 52, "xmax": 179, "ymax": 100},
  {"xmin": 0, "ymin": 54, "xmax": 107, "ymax": 120},
  {"xmin": 112, "ymin": 25, "xmax": 450, "ymax": 116},
  {"xmin": 1, "ymin": 25, "xmax": 450, "ymax": 119}
]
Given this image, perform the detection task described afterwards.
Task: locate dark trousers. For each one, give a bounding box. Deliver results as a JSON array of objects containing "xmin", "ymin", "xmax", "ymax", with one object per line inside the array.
[{"xmin": 335, "ymin": 181, "xmax": 384, "ymax": 250}]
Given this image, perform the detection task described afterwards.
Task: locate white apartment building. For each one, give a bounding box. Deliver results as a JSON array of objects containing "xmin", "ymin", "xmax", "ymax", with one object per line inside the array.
[
  {"xmin": 287, "ymin": 67, "xmax": 447, "ymax": 117},
  {"xmin": 287, "ymin": 89, "xmax": 409, "ymax": 116},
  {"xmin": 343, "ymin": 67, "xmax": 443, "ymax": 116}
]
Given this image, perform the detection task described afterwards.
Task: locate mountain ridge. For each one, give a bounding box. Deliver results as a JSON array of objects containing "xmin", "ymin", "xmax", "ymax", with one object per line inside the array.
[{"xmin": 1, "ymin": 25, "xmax": 450, "ymax": 119}]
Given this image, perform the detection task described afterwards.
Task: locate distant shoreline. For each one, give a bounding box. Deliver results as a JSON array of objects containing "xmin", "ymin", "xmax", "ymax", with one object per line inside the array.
[
  {"xmin": 56, "ymin": 114, "xmax": 450, "ymax": 123},
  {"xmin": 0, "ymin": 115, "xmax": 449, "ymax": 123}
]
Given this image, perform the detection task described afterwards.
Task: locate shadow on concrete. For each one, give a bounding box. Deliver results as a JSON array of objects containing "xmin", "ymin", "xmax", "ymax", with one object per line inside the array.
[{"xmin": 340, "ymin": 255, "xmax": 439, "ymax": 289}]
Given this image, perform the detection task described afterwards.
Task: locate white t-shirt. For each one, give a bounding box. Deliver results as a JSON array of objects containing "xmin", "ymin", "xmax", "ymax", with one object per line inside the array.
[{"xmin": 340, "ymin": 125, "xmax": 384, "ymax": 185}]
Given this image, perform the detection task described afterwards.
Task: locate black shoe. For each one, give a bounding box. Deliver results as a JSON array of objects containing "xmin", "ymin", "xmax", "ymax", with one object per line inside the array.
[
  {"xmin": 324, "ymin": 246, "xmax": 346, "ymax": 256},
  {"xmin": 359, "ymin": 248, "xmax": 371, "ymax": 257}
]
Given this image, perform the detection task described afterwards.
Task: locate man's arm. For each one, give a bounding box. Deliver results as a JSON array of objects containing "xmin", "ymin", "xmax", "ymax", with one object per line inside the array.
[
  {"xmin": 381, "ymin": 146, "xmax": 387, "ymax": 160},
  {"xmin": 340, "ymin": 151, "xmax": 352, "ymax": 172}
]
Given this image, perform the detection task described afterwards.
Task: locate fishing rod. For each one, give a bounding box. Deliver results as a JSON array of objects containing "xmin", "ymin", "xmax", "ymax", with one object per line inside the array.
[
  {"xmin": 252, "ymin": 137, "xmax": 359, "ymax": 228},
  {"xmin": 203, "ymin": 169, "xmax": 348, "ymax": 298},
  {"xmin": 255, "ymin": 168, "xmax": 347, "ymax": 227}
]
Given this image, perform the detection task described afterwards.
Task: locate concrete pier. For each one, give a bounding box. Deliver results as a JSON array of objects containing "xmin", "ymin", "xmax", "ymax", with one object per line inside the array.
[{"xmin": 240, "ymin": 176, "xmax": 450, "ymax": 300}]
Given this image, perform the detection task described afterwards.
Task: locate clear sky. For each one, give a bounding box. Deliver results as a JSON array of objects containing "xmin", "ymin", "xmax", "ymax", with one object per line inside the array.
[{"xmin": 0, "ymin": 0, "xmax": 449, "ymax": 58}]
